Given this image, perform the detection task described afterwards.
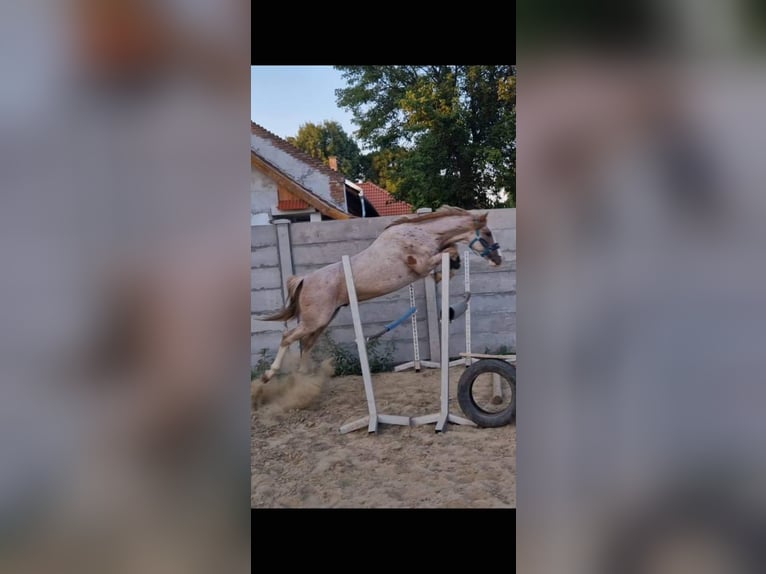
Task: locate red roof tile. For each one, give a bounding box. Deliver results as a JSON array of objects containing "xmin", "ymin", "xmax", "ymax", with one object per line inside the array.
[
  {"xmin": 277, "ymin": 198, "xmax": 310, "ymax": 210},
  {"xmin": 359, "ymin": 182, "xmax": 413, "ymax": 216}
]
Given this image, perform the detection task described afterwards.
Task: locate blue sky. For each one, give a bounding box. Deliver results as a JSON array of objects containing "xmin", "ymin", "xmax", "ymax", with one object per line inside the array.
[{"xmin": 251, "ymin": 66, "xmax": 358, "ymax": 141}]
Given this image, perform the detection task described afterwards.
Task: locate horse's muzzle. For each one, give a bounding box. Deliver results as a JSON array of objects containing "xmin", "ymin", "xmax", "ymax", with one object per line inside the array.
[{"xmin": 487, "ymin": 250, "xmax": 502, "ymax": 266}]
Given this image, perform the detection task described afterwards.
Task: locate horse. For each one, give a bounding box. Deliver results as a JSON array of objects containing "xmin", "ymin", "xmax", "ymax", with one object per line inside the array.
[{"xmin": 258, "ymin": 206, "xmax": 502, "ymax": 383}]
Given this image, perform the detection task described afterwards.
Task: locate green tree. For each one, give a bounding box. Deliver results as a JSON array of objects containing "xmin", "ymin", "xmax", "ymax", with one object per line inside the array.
[
  {"xmin": 363, "ymin": 147, "xmax": 408, "ymax": 195},
  {"xmin": 286, "ymin": 120, "xmax": 367, "ymax": 182},
  {"xmin": 335, "ymin": 66, "xmax": 515, "ymax": 209}
]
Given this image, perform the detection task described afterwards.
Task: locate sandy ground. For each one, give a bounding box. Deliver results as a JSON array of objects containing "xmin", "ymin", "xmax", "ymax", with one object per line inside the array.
[{"xmin": 251, "ymin": 357, "xmax": 516, "ymax": 508}]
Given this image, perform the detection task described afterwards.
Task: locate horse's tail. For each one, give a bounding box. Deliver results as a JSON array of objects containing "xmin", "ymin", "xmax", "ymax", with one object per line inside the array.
[{"xmin": 260, "ymin": 275, "xmax": 304, "ymax": 322}]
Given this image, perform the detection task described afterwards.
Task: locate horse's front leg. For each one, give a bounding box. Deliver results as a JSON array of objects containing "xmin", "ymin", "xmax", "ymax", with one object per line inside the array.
[
  {"xmin": 431, "ymin": 246, "xmax": 460, "ymax": 283},
  {"xmin": 414, "ymin": 247, "xmax": 458, "ymax": 274}
]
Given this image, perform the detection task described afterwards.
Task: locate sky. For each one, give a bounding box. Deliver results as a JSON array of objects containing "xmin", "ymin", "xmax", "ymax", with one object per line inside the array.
[{"xmin": 251, "ymin": 66, "xmax": 358, "ymax": 141}]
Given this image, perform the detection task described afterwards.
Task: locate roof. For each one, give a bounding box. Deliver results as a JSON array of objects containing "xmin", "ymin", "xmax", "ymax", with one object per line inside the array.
[
  {"xmin": 251, "ymin": 120, "xmax": 355, "ymax": 219},
  {"xmin": 251, "ymin": 152, "xmax": 352, "ymax": 220},
  {"xmin": 358, "ymin": 181, "xmax": 414, "ymax": 216},
  {"xmin": 251, "ymin": 121, "xmax": 348, "ymax": 186},
  {"xmin": 252, "ymin": 121, "xmax": 383, "ymax": 219}
]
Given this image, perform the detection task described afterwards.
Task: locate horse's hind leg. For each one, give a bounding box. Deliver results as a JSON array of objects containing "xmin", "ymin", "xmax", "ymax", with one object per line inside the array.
[
  {"xmin": 297, "ymin": 325, "xmax": 330, "ymax": 373},
  {"xmin": 261, "ymin": 323, "xmax": 311, "ymax": 383},
  {"xmin": 296, "ymin": 305, "xmax": 342, "ymax": 373},
  {"xmin": 261, "ymin": 342, "xmax": 289, "ymax": 383},
  {"xmin": 261, "ymin": 310, "xmax": 339, "ymax": 382}
]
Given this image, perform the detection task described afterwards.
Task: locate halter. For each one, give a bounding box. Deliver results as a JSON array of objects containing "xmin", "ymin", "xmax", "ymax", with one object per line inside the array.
[{"xmin": 468, "ymin": 229, "xmax": 500, "ymax": 259}]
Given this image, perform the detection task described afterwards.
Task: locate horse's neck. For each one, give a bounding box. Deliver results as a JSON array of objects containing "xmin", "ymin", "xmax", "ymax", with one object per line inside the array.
[{"xmin": 424, "ymin": 216, "xmax": 474, "ymax": 245}]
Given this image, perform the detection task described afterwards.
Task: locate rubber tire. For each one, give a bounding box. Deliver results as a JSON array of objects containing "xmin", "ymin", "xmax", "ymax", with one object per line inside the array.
[{"xmin": 457, "ymin": 359, "xmax": 516, "ymax": 428}]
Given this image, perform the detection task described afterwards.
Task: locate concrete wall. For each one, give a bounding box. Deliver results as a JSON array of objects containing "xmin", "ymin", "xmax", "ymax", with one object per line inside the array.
[
  {"xmin": 251, "ymin": 209, "xmax": 516, "ymax": 367},
  {"xmin": 250, "ymin": 224, "xmax": 285, "ymax": 361}
]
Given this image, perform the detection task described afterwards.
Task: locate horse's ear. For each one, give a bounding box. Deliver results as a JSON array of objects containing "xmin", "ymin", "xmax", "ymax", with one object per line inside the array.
[{"xmin": 474, "ymin": 212, "xmax": 488, "ymax": 229}]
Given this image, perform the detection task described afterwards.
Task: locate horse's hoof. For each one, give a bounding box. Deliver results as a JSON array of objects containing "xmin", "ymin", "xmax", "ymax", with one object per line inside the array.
[{"xmin": 261, "ymin": 370, "xmax": 274, "ymax": 383}]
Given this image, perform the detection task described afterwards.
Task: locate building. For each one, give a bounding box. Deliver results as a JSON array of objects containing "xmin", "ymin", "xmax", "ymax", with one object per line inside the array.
[
  {"xmin": 251, "ymin": 121, "xmax": 378, "ymax": 225},
  {"xmin": 357, "ymin": 181, "xmax": 414, "ymax": 216}
]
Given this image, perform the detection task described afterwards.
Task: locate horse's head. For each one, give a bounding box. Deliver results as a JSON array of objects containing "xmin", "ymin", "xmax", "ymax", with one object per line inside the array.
[{"xmin": 468, "ymin": 213, "xmax": 502, "ymax": 266}]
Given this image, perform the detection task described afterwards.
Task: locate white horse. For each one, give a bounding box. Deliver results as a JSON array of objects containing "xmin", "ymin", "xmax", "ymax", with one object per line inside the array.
[{"xmin": 258, "ymin": 206, "xmax": 502, "ymax": 382}]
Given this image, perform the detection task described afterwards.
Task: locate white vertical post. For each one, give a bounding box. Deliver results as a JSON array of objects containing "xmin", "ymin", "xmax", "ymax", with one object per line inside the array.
[
  {"xmin": 424, "ymin": 274, "xmax": 440, "ymax": 362},
  {"xmin": 409, "ymin": 284, "xmax": 421, "ymax": 371},
  {"xmin": 339, "ymin": 255, "xmax": 411, "ymax": 434},
  {"xmin": 464, "ymin": 250, "xmax": 472, "ymax": 367},
  {"xmin": 341, "ymin": 256, "xmax": 377, "ymax": 432},
  {"xmin": 394, "ymin": 281, "xmax": 440, "ymax": 372},
  {"xmin": 273, "ymin": 219, "xmax": 293, "ymax": 300},
  {"xmin": 435, "ymin": 253, "xmax": 451, "ymax": 431},
  {"xmin": 411, "ymin": 253, "xmax": 475, "ymax": 431},
  {"xmin": 274, "ymin": 219, "xmax": 297, "ymax": 331}
]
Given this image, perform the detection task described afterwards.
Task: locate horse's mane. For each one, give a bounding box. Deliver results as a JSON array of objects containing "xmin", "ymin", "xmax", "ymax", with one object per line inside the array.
[{"xmin": 384, "ymin": 205, "xmax": 468, "ymax": 229}]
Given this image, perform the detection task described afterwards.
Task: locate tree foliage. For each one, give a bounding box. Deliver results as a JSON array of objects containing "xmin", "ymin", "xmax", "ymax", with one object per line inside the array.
[
  {"xmin": 335, "ymin": 66, "xmax": 515, "ymax": 209},
  {"xmin": 363, "ymin": 147, "xmax": 408, "ymax": 195},
  {"xmin": 286, "ymin": 120, "xmax": 367, "ymax": 181}
]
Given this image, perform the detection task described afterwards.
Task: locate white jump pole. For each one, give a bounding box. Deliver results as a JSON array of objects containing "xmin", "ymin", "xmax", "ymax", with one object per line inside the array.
[
  {"xmin": 409, "ymin": 284, "xmax": 421, "ymax": 372},
  {"xmin": 394, "ymin": 283, "xmax": 440, "ymax": 372},
  {"xmin": 411, "ymin": 253, "xmax": 476, "ymax": 432},
  {"xmin": 444, "ymin": 250, "xmax": 472, "ymax": 368},
  {"xmin": 464, "ymin": 250, "xmax": 474, "ymax": 367},
  {"xmin": 339, "ymin": 255, "xmax": 411, "ymax": 434},
  {"xmin": 398, "ymin": 249, "xmax": 474, "ymax": 372}
]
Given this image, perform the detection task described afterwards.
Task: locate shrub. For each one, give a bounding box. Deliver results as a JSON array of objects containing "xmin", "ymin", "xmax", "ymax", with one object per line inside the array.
[
  {"xmin": 251, "ymin": 347, "xmax": 274, "ymax": 380},
  {"xmin": 312, "ymin": 333, "xmax": 396, "ymax": 376}
]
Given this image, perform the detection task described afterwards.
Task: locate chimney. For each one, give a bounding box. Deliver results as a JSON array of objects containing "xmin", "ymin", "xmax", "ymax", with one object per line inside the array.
[{"xmin": 328, "ymin": 156, "xmax": 338, "ymax": 171}]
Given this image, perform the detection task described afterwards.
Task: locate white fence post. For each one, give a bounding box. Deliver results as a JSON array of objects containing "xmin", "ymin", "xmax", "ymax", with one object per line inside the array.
[
  {"xmin": 411, "ymin": 253, "xmax": 476, "ymax": 432},
  {"xmin": 339, "ymin": 255, "xmax": 411, "ymax": 434},
  {"xmin": 273, "ymin": 219, "xmax": 297, "ymax": 331},
  {"xmin": 464, "ymin": 250, "xmax": 473, "ymax": 367}
]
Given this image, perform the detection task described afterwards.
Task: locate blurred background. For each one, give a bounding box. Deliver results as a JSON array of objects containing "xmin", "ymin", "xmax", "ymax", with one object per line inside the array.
[
  {"xmin": 519, "ymin": 1, "xmax": 766, "ymax": 572},
  {"xmin": 8, "ymin": 0, "xmax": 766, "ymax": 570},
  {"xmin": 0, "ymin": 1, "xmax": 250, "ymax": 572}
]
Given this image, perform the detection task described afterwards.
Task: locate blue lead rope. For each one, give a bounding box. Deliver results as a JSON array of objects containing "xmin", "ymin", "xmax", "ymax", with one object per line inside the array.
[{"xmin": 366, "ymin": 306, "xmax": 417, "ymax": 342}]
